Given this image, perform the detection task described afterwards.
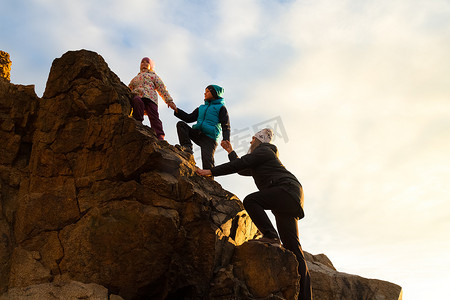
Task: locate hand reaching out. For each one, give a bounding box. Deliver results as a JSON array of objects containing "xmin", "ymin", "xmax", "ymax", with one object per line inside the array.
[
  {"xmin": 167, "ymin": 101, "xmax": 177, "ymax": 111},
  {"xmin": 196, "ymin": 167, "xmax": 212, "ymax": 177},
  {"xmin": 221, "ymin": 140, "xmax": 233, "ymax": 153}
]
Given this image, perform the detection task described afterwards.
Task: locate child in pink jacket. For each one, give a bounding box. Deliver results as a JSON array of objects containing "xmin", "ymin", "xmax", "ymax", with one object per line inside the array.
[{"xmin": 128, "ymin": 57, "xmax": 176, "ymax": 140}]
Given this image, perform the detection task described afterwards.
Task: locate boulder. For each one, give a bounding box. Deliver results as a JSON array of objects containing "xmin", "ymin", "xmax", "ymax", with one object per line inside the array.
[
  {"xmin": 304, "ymin": 252, "xmax": 403, "ymax": 300},
  {"xmin": 209, "ymin": 242, "xmax": 300, "ymax": 299}
]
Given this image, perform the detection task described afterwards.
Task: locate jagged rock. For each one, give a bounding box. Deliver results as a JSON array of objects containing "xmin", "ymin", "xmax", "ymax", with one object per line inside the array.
[
  {"xmin": 304, "ymin": 252, "xmax": 403, "ymax": 300},
  {"xmin": 0, "ymin": 50, "xmax": 261, "ymax": 299},
  {"xmin": 0, "ymin": 75, "xmax": 40, "ymax": 292},
  {"xmin": 0, "ymin": 49, "xmax": 402, "ymax": 300},
  {"xmin": 209, "ymin": 242, "xmax": 300, "ymax": 299},
  {"xmin": 0, "ymin": 51, "xmax": 11, "ymax": 82}
]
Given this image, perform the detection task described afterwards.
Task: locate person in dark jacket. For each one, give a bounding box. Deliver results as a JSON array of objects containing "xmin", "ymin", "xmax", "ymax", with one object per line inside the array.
[
  {"xmin": 196, "ymin": 128, "xmax": 312, "ymax": 300},
  {"xmin": 170, "ymin": 84, "xmax": 230, "ymax": 169}
]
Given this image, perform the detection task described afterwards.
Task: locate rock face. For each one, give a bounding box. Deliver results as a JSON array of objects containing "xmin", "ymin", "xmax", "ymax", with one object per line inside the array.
[
  {"xmin": 304, "ymin": 253, "xmax": 403, "ymax": 300},
  {"xmin": 0, "ymin": 51, "xmax": 12, "ymax": 82},
  {"xmin": 0, "ymin": 280, "xmax": 124, "ymax": 300},
  {"xmin": 0, "ymin": 50, "xmax": 402, "ymax": 300}
]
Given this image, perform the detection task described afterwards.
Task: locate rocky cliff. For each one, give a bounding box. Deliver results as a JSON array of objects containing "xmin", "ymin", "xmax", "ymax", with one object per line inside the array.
[
  {"xmin": 0, "ymin": 51, "xmax": 11, "ymax": 82},
  {"xmin": 0, "ymin": 50, "xmax": 402, "ymax": 300}
]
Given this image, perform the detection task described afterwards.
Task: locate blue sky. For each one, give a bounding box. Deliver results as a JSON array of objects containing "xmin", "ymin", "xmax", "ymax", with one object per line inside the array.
[{"xmin": 2, "ymin": 0, "xmax": 450, "ymax": 298}]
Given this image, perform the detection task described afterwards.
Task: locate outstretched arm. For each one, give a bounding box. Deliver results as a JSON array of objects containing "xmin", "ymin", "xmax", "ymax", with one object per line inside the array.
[
  {"xmin": 219, "ymin": 106, "xmax": 231, "ymax": 141},
  {"xmin": 220, "ymin": 140, "xmax": 252, "ymax": 176},
  {"xmin": 211, "ymin": 146, "xmax": 271, "ymax": 177},
  {"xmin": 153, "ymin": 74, "xmax": 174, "ymax": 105},
  {"xmin": 174, "ymin": 107, "xmax": 199, "ymax": 123}
]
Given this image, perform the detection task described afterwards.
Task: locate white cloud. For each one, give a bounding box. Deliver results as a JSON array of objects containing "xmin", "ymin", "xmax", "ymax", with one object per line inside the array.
[
  {"xmin": 216, "ymin": 0, "xmax": 262, "ymax": 52},
  {"xmin": 2, "ymin": 1, "xmax": 450, "ymax": 298}
]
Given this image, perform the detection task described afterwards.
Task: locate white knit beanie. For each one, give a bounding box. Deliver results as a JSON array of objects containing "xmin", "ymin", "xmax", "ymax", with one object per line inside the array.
[{"xmin": 254, "ymin": 128, "xmax": 273, "ymax": 143}]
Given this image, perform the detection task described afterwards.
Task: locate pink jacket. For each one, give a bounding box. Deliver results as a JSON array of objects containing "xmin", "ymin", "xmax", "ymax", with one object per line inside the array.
[{"xmin": 128, "ymin": 71, "xmax": 173, "ymax": 105}]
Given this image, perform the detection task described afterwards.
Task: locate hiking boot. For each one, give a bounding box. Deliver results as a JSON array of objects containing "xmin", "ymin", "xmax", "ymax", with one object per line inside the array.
[
  {"xmin": 248, "ymin": 236, "xmax": 281, "ymax": 247},
  {"xmin": 184, "ymin": 147, "xmax": 193, "ymax": 155},
  {"xmin": 175, "ymin": 144, "xmax": 193, "ymax": 154},
  {"xmin": 175, "ymin": 144, "xmax": 194, "ymax": 161}
]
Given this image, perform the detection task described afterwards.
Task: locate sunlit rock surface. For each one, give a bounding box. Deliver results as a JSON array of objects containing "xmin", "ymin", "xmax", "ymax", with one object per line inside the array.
[{"xmin": 0, "ymin": 51, "xmax": 11, "ymax": 82}]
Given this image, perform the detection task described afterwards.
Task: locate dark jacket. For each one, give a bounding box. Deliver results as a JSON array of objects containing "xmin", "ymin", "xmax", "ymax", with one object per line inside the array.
[
  {"xmin": 211, "ymin": 143, "xmax": 304, "ymax": 218},
  {"xmin": 174, "ymin": 104, "xmax": 230, "ymax": 141}
]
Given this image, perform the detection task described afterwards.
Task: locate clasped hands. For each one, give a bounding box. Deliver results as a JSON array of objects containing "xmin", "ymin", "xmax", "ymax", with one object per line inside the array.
[{"xmin": 167, "ymin": 101, "xmax": 177, "ymax": 112}]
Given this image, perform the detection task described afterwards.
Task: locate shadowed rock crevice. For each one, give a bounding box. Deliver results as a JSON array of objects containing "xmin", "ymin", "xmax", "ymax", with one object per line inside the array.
[{"xmin": 0, "ymin": 50, "xmax": 403, "ymax": 300}]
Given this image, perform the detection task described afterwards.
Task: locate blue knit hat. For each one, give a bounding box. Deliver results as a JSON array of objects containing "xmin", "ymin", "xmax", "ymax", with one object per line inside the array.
[{"xmin": 206, "ymin": 85, "xmax": 224, "ymax": 99}]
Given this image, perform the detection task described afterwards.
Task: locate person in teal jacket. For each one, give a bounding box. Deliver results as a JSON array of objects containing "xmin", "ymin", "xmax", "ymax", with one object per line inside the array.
[{"xmin": 171, "ymin": 85, "xmax": 231, "ymax": 169}]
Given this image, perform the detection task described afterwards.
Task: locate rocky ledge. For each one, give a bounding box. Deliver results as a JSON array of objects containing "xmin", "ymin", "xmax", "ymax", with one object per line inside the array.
[{"xmin": 0, "ymin": 50, "xmax": 402, "ymax": 299}]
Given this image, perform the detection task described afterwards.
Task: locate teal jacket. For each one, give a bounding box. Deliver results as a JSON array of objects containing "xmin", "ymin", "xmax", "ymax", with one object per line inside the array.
[
  {"xmin": 192, "ymin": 98, "xmax": 225, "ymax": 140},
  {"xmin": 174, "ymin": 100, "xmax": 231, "ymax": 142}
]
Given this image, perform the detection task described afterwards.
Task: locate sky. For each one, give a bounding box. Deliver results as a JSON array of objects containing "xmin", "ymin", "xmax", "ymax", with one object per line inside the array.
[{"xmin": 2, "ymin": 0, "xmax": 450, "ymax": 298}]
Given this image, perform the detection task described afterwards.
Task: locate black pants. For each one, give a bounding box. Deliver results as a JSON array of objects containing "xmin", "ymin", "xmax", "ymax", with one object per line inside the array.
[
  {"xmin": 176, "ymin": 121, "xmax": 217, "ymax": 169},
  {"xmin": 243, "ymin": 185, "xmax": 312, "ymax": 300}
]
